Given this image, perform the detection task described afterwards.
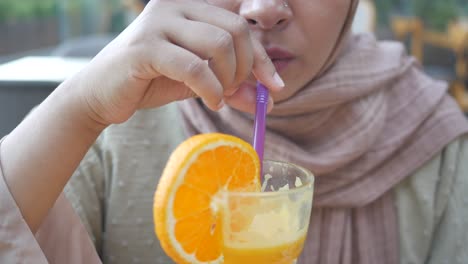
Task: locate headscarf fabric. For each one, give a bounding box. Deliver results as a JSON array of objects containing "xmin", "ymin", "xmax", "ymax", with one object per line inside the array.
[{"xmin": 179, "ymin": 0, "xmax": 468, "ymax": 262}]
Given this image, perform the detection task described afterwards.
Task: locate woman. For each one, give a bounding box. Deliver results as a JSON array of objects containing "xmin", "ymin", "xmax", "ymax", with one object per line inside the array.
[{"xmin": 1, "ymin": 0, "xmax": 468, "ymax": 263}]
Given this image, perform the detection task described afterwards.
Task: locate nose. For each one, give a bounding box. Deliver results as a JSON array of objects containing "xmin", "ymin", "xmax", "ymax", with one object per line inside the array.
[{"xmin": 239, "ymin": 0, "xmax": 292, "ymax": 31}]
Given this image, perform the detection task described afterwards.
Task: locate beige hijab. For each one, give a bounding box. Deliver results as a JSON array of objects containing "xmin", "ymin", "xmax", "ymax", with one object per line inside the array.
[{"xmin": 179, "ymin": 0, "xmax": 468, "ymax": 263}]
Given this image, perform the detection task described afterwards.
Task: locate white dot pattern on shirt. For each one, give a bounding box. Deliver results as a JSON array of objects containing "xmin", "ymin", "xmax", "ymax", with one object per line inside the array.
[
  {"xmin": 64, "ymin": 106, "xmax": 187, "ymax": 264},
  {"xmin": 423, "ymin": 229, "xmax": 429, "ymax": 237},
  {"xmin": 121, "ymin": 240, "xmax": 128, "ymax": 247},
  {"xmin": 118, "ymin": 180, "xmax": 125, "ymax": 187},
  {"xmin": 146, "ymin": 239, "xmax": 154, "ymax": 246}
]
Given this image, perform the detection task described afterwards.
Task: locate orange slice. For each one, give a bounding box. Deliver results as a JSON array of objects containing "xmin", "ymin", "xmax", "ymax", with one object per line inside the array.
[{"xmin": 153, "ymin": 133, "xmax": 261, "ymax": 264}]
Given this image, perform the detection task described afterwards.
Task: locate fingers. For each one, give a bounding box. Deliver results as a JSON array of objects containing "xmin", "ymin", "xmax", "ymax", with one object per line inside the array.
[
  {"xmin": 150, "ymin": 42, "xmax": 224, "ymax": 111},
  {"xmin": 182, "ymin": 5, "xmax": 254, "ymax": 96},
  {"xmin": 251, "ymin": 39, "xmax": 285, "ymax": 91},
  {"xmin": 181, "ymin": 3, "xmax": 284, "ymax": 94},
  {"xmin": 144, "ymin": 1, "xmax": 284, "ymax": 111},
  {"xmin": 224, "ymin": 83, "xmax": 274, "ymax": 114},
  {"xmin": 164, "ymin": 19, "xmax": 237, "ymax": 95}
]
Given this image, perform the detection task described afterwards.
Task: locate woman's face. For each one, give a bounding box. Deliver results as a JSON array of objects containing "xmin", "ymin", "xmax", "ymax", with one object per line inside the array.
[{"xmin": 209, "ymin": 0, "xmax": 350, "ymax": 102}]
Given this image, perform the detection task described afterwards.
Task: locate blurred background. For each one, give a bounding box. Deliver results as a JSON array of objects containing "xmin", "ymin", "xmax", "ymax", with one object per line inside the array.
[
  {"xmin": 0, "ymin": 0, "xmax": 131, "ymax": 61},
  {"xmin": 0, "ymin": 0, "xmax": 467, "ymax": 136}
]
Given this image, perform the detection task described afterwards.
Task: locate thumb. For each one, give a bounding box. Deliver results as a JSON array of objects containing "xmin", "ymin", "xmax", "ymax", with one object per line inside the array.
[
  {"xmin": 139, "ymin": 78, "xmax": 198, "ymax": 109},
  {"xmin": 224, "ymin": 83, "xmax": 274, "ymax": 114}
]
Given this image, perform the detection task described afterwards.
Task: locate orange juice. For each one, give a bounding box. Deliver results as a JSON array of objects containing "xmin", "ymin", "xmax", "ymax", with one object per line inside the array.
[
  {"xmin": 223, "ymin": 235, "xmax": 306, "ymax": 264},
  {"xmin": 220, "ymin": 184, "xmax": 311, "ymax": 264},
  {"xmin": 219, "ymin": 163, "xmax": 314, "ymax": 264}
]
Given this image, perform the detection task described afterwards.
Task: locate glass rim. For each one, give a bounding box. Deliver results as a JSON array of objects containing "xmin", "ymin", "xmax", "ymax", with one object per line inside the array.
[{"xmin": 221, "ymin": 159, "xmax": 314, "ymax": 197}]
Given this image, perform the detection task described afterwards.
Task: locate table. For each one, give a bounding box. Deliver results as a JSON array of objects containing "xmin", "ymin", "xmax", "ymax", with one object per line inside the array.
[{"xmin": 0, "ymin": 56, "xmax": 90, "ymax": 136}]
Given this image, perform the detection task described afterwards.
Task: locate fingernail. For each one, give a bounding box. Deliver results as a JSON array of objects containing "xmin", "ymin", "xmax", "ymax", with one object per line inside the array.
[
  {"xmin": 216, "ymin": 100, "xmax": 225, "ymax": 109},
  {"xmin": 273, "ymin": 72, "xmax": 285, "ymax": 88},
  {"xmin": 267, "ymin": 95, "xmax": 274, "ymax": 112}
]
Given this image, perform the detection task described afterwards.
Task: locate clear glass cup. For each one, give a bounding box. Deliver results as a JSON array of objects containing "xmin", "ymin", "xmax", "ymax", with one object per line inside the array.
[{"xmin": 220, "ymin": 160, "xmax": 314, "ymax": 264}]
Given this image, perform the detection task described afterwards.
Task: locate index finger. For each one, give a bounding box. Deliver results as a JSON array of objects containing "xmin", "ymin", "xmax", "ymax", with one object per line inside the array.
[{"xmin": 250, "ymin": 38, "xmax": 285, "ymax": 91}]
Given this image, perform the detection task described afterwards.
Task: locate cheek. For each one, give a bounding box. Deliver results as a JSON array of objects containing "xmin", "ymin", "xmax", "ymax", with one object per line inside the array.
[
  {"xmin": 273, "ymin": 0, "xmax": 349, "ymax": 99},
  {"xmin": 296, "ymin": 1, "xmax": 349, "ymax": 64}
]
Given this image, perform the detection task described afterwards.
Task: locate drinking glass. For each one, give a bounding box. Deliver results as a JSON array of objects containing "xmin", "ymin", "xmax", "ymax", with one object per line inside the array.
[{"xmin": 220, "ymin": 159, "xmax": 314, "ymax": 264}]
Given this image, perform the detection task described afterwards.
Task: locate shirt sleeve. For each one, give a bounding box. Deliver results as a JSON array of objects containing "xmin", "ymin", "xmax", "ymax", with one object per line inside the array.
[
  {"xmin": 0, "ymin": 136, "xmax": 102, "ymax": 264},
  {"xmin": 63, "ymin": 139, "xmax": 106, "ymax": 252}
]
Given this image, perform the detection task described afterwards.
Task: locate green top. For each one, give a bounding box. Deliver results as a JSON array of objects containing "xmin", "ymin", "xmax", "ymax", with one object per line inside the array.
[{"xmin": 64, "ymin": 103, "xmax": 468, "ymax": 264}]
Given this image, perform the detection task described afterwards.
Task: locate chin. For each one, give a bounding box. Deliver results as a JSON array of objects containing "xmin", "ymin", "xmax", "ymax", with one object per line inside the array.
[{"xmin": 270, "ymin": 89, "xmax": 292, "ymax": 103}]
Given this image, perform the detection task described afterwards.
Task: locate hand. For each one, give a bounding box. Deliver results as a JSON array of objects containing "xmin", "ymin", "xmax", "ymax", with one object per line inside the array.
[{"xmin": 76, "ymin": 0, "xmax": 284, "ymax": 127}]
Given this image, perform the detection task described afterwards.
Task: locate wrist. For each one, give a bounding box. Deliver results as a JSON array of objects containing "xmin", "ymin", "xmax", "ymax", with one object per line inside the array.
[
  {"xmin": 54, "ymin": 75, "xmax": 109, "ymax": 136},
  {"xmin": 0, "ymin": 71, "xmax": 108, "ymax": 232}
]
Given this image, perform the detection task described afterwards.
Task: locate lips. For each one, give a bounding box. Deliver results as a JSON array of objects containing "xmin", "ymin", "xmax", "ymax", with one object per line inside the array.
[{"xmin": 266, "ymin": 47, "xmax": 294, "ymax": 72}]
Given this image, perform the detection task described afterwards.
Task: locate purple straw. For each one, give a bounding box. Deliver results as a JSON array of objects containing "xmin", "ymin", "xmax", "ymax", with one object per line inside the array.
[{"xmin": 253, "ymin": 82, "xmax": 268, "ymax": 180}]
